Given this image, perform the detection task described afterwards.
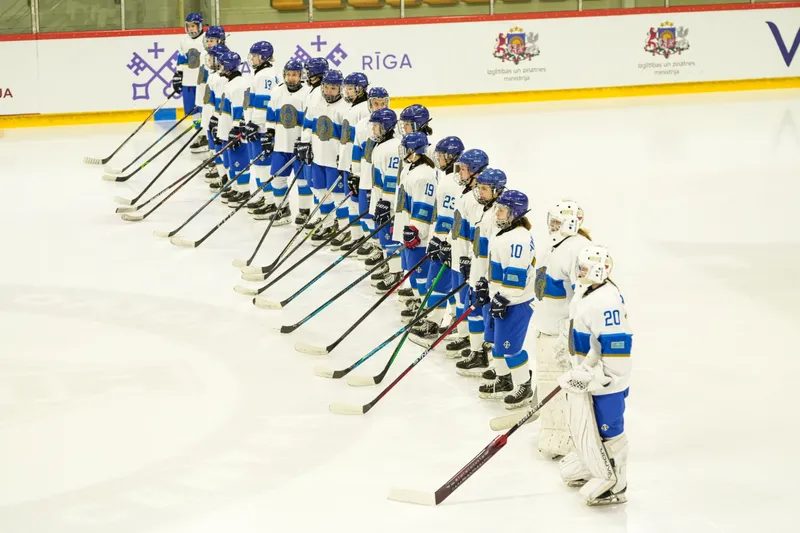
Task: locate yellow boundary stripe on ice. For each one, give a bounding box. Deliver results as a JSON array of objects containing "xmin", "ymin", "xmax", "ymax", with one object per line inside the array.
[{"xmin": 2, "ymin": 77, "xmax": 800, "ymax": 129}]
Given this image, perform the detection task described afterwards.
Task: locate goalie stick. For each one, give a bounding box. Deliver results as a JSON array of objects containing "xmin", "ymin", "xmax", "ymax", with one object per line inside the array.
[
  {"xmin": 232, "ymin": 173, "xmax": 344, "ymax": 270},
  {"xmin": 329, "ymin": 305, "xmax": 475, "ymax": 415},
  {"xmin": 312, "ymin": 283, "xmax": 466, "ymax": 378},
  {"xmin": 119, "ymin": 137, "xmax": 238, "ymax": 222},
  {"xmin": 169, "ymin": 158, "xmax": 299, "ymax": 249},
  {"xmin": 83, "ymin": 91, "xmax": 176, "ymax": 165},
  {"xmin": 102, "ymin": 118, "xmax": 197, "ymax": 182},
  {"xmin": 386, "ymin": 386, "xmax": 562, "ymax": 506},
  {"xmin": 251, "ymin": 221, "xmax": 391, "ymax": 308},
  {"xmin": 297, "ymin": 260, "xmax": 444, "ymax": 356},
  {"xmin": 153, "ymin": 151, "xmax": 267, "ymax": 239}
]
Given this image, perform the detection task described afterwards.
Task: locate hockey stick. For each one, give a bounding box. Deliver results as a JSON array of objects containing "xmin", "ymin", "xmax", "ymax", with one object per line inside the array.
[
  {"xmin": 120, "ymin": 137, "xmax": 238, "ymax": 222},
  {"xmin": 330, "ymin": 305, "xmax": 476, "ymax": 415},
  {"xmin": 297, "ymin": 257, "xmax": 443, "ymax": 356},
  {"xmin": 239, "ymin": 193, "xmax": 357, "ymax": 283},
  {"xmin": 84, "ymin": 91, "xmax": 176, "ymax": 165},
  {"xmin": 112, "ymin": 128, "xmax": 204, "ymax": 211},
  {"xmin": 102, "ymin": 118, "xmax": 197, "ymax": 182},
  {"xmin": 238, "ymin": 173, "xmax": 345, "ymax": 274},
  {"xmin": 387, "ymin": 386, "xmax": 562, "ymax": 506},
  {"xmin": 153, "ymin": 151, "xmax": 267, "ymax": 238},
  {"xmin": 169, "ymin": 158, "xmax": 299, "ymax": 249},
  {"xmin": 251, "ymin": 221, "xmax": 391, "ymax": 307},
  {"xmin": 313, "ymin": 282, "xmax": 466, "ymax": 378}
]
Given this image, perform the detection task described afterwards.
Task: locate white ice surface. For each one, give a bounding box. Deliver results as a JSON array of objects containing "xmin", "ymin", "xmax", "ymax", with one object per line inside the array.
[{"xmin": 2, "ymin": 90, "xmax": 800, "ymax": 533}]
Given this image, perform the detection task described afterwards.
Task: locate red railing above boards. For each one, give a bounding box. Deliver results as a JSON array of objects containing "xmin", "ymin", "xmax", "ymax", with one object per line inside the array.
[{"xmin": 0, "ymin": 2, "xmax": 798, "ymax": 42}]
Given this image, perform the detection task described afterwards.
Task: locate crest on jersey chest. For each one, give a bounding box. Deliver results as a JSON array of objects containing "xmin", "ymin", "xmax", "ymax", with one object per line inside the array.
[
  {"xmin": 187, "ymin": 48, "xmax": 202, "ymax": 69},
  {"xmin": 280, "ymin": 104, "xmax": 300, "ymax": 128},
  {"xmin": 364, "ymin": 139, "xmax": 376, "ymax": 163},
  {"xmin": 534, "ymin": 266, "xmax": 547, "ymax": 300},
  {"xmin": 316, "ymin": 115, "xmax": 335, "ymax": 141},
  {"xmin": 340, "ymin": 118, "xmax": 352, "ymax": 145}
]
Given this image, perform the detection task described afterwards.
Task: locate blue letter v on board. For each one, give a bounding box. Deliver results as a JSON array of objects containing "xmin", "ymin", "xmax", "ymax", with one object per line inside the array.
[{"xmin": 767, "ymin": 22, "xmax": 800, "ymax": 67}]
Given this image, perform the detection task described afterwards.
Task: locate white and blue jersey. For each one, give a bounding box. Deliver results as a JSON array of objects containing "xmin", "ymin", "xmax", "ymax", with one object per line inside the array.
[
  {"xmin": 569, "ymin": 281, "xmax": 632, "ymax": 438},
  {"xmin": 369, "ymin": 134, "xmax": 402, "ymax": 248},
  {"xmin": 396, "ymin": 159, "xmax": 437, "ymax": 296},
  {"xmin": 534, "ymin": 234, "xmax": 592, "ymax": 335},
  {"xmin": 266, "ymin": 82, "xmax": 311, "ymax": 198},
  {"xmin": 218, "ymin": 74, "xmax": 251, "ymax": 187},
  {"xmin": 423, "ymin": 168, "xmax": 461, "ymax": 307},
  {"xmin": 177, "ymin": 32, "xmax": 204, "ymax": 115},
  {"xmin": 351, "ymin": 116, "xmax": 375, "ymax": 231}
]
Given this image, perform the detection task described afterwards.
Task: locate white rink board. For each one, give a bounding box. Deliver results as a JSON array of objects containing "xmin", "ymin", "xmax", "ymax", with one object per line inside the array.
[{"xmin": 2, "ymin": 6, "xmax": 799, "ymax": 117}]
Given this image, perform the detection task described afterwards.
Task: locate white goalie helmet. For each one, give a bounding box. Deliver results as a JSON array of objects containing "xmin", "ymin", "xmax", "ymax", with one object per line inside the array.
[
  {"xmin": 576, "ymin": 245, "xmax": 614, "ymax": 286},
  {"xmin": 547, "ymin": 200, "xmax": 584, "ymax": 245}
]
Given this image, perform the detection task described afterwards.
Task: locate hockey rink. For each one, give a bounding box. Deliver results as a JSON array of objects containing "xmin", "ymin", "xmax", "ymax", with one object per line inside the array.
[{"xmin": 2, "ymin": 90, "xmax": 799, "ymax": 533}]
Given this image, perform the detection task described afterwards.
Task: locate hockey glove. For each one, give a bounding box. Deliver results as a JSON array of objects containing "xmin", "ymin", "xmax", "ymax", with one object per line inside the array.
[
  {"xmin": 347, "ymin": 173, "xmax": 360, "ymax": 197},
  {"xmin": 557, "ymin": 363, "xmax": 612, "ymax": 394},
  {"xmin": 426, "ymin": 236, "xmax": 442, "ymax": 257},
  {"xmin": 208, "ymin": 116, "xmax": 219, "ymax": 144},
  {"xmin": 244, "ymin": 121, "xmax": 260, "ymax": 143},
  {"xmin": 228, "ymin": 125, "xmax": 243, "ymax": 150},
  {"xmin": 172, "ymin": 71, "xmax": 183, "ymax": 94},
  {"xmin": 261, "ymin": 129, "xmax": 275, "ymax": 157},
  {"xmin": 459, "ymin": 256, "xmax": 471, "ymax": 280},
  {"xmin": 490, "ymin": 293, "xmax": 510, "ymax": 319},
  {"xmin": 473, "ymin": 277, "xmax": 490, "ymax": 307},
  {"xmin": 374, "ymin": 200, "xmax": 392, "ymax": 227},
  {"xmin": 435, "ymin": 239, "xmax": 452, "ymax": 267},
  {"xmin": 294, "ymin": 142, "xmax": 313, "ymax": 165},
  {"xmin": 403, "ymin": 225, "xmax": 421, "ymax": 249}
]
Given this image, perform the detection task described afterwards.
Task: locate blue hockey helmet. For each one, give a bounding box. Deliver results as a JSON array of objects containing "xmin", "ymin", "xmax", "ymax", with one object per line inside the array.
[
  {"xmin": 475, "ymin": 168, "xmax": 507, "ymax": 205},
  {"xmin": 283, "ymin": 59, "xmax": 304, "ymax": 90},
  {"xmin": 400, "ymin": 132, "xmax": 429, "ymax": 161},
  {"xmin": 495, "ymin": 190, "xmax": 529, "ymax": 229},
  {"xmin": 434, "ymin": 136, "xmax": 465, "ymax": 171},
  {"xmin": 203, "ymin": 26, "xmax": 225, "ymax": 50},
  {"xmin": 322, "ymin": 69, "xmax": 344, "ymax": 103},
  {"xmin": 369, "ymin": 108, "xmax": 398, "ymax": 142},
  {"xmin": 368, "ymin": 86, "xmax": 390, "ymax": 112},
  {"xmin": 399, "ymin": 104, "xmax": 431, "ymax": 137},
  {"xmin": 305, "ymin": 57, "xmax": 329, "ymax": 81},
  {"xmin": 217, "ymin": 51, "xmax": 242, "ymax": 75},
  {"xmin": 208, "ymin": 44, "xmax": 229, "ymax": 71},
  {"xmin": 249, "ymin": 41, "xmax": 274, "ymax": 67},
  {"xmin": 185, "ymin": 13, "xmax": 203, "ymax": 38},
  {"xmin": 343, "ymin": 72, "xmax": 369, "ymax": 103},
  {"xmin": 455, "ymin": 149, "xmax": 489, "ymax": 186}
]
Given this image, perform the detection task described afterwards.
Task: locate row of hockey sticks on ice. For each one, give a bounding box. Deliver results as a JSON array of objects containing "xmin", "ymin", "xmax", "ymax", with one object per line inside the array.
[
  {"xmin": 275, "ymin": 245, "xmax": 422, "ymax": 334},
  {"xmin": 169, "ymin": 158, "xmax": 302, "ymax": 249},
  {"xmin": 83, "ymin": 91, "xmax": 177, "ymax": 165},
  {"xmin": 238, "ymin": 173, "xmax": 345, "ymax": 274},
  {"xmin": 252, "ymin": 220, "xmax": 393, "ymax": 310},
  {"xmin": 119, "ymin": 135, "xmax": 238, "ymax": 222},
  {"xmin": 104, "ymin": 112, "xmax": 192, "ymax": 175},
  {"xmin": 297, "ymin": 261, "xmax": 449, "ymax": 357},
  {"xmin": 102, "ymin": 113, "xmax": 199, "ymax": 182},
  {"xmin": 113, "ymin": 127, "xmax": 205, "ymax": 210},
  {"xmin": 313, "ymin": 281, "xmax": 467, "ymax": 378},
  {"xmin": 240, "ymin": 205, "xmax": 367, "ymax": 287},
  {"xmin": 153, "ymin": 150, "xmax": 268, "ymax": 238},
  {"xmin": 329, "ymin": 304, "xmax": 477, "ymax": 415},
  {"xmin": 387, "ymin": 386, "xmax": 562, "ymax": 506},
  {"xmin": 228, "ymin": 168, "xmax": 302, "ymax": 268}
]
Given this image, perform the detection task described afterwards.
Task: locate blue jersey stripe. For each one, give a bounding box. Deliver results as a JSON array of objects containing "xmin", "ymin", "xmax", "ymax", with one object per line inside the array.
[
  {"xmin": 572, "ymin": 330, "xmax": 591, "ymax": 356},
  {"xmin": 544, "ymin": 274, "xmax": 567, "ymax": 299},
  {"xmin": 502, "ymin": 266, "xmax": 527, "ymax": 289},
  {"xmin": 598, "ymin": 333, "xmax": 633, "ymax": 357}
]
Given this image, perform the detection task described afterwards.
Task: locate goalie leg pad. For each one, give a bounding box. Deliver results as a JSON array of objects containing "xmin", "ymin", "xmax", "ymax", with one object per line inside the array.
[
  {"xmin": 536, "ymin": 332, "xmax": 572, "ymax": 456},
  {"xmin": 559, "ymin": 451, "xmax": 591, "ymax": 486}
]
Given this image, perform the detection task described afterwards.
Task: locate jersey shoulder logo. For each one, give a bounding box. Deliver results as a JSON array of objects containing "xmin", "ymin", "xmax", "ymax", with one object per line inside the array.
[
  {"xmin": 243, "ymin": 88, "xmax": 251, "ymax": 109},
  {"xmin": 364, "ymin": 139, "xmax": 376, "ymax": 163},
  {"xmin": 534, "ymin": 266, "xmax": 547, "ymax": 301},
  {"xmin": 340, "ymin": 118, "xmax": 352, "ymax": 145},
  {"xmin": 203, "ymin": 84, "xmax": 211, "ymax": 105},
  {"xmin": 316, "ymin": 115, "xmax": 334, "ymax": 141},
  {"xmin": 279, "ymin": 104, "xmax": 300, "ymax": 128}
]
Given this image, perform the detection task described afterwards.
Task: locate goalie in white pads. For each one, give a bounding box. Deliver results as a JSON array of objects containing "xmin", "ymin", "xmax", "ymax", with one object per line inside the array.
[
  {"xmin": 534, "ymin": 200, "xmax": 593, "ymax": 458},
  {"xmin": 557, "ymin": 245, "xmax": 631, "ymax": 506}
]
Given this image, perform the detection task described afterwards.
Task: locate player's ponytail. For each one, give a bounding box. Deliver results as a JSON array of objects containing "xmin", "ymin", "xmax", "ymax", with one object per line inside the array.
[
  {"xmin": 578, "ymin": 228, "xmax": 592, "ymax": 240},
  {"xmin": 520, "ymin": 216, "xmax": 532, "ymax": 231}
]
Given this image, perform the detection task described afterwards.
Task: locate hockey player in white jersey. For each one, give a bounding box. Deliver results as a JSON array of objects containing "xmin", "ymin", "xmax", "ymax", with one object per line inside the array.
[
  {"xmin": 173, "ymin": 13, "xmax": 204, "ymax": 119},
  {"xmin": 474, "ymin": 189, "xmax": 536, "ymax": 409},
  {"xmin": 205, "ymin": 44, "xmax": 231, "ymax": 193},
  {"xmin": 242, "ymin": 41, "xmax": 280, "ymax": 214},
  {"xmin": 535, "ymin": 200, "xmax": 593, "ymax": 458},
  {"xmin": 255, "ymin": 60, "xmax": 311, "ymax": 225},
  {"xmin": 296, "ymin": 69, "xmax": 350, "ymax": 242},
  {"xmin": 330, "ymin": 72, "xmax": 370, "ymax": 251},
  {"xmin": 212, "ymin": 51, "xmax": 250, "ymax": 207},
  {"xmin": 446, "ymin": 149, "xmax": 490, "ymax": 362},
  {"xmin": 365, "ymin": 108, "xmax": 403, "ymax": 285},
  {"xmin": 456, "ymin": 168, "xmax": 506, "ymax": 377},
  {"xmin": 293, "ymin": 57, "xmax": 329, "ymax": 228},
  {"xmin": 190, "ymin": 25, "xmax": 225, "ymax": 156},
  {"xmin": 558, "ymin": 245, "xmax": 631, "ymax": 506},
  {"xmin": 350, "ymin": 87, "xmax": 390, "ymax": 260},
  {"xmin": 407, "ymin": 136, "xmax": 465, "ymax": 346}
]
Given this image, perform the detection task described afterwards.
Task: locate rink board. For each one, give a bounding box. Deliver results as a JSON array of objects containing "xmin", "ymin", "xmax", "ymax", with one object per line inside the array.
[{"xmin": 1, "ymin": 3, "xmax": 799, "ymax": 124}]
